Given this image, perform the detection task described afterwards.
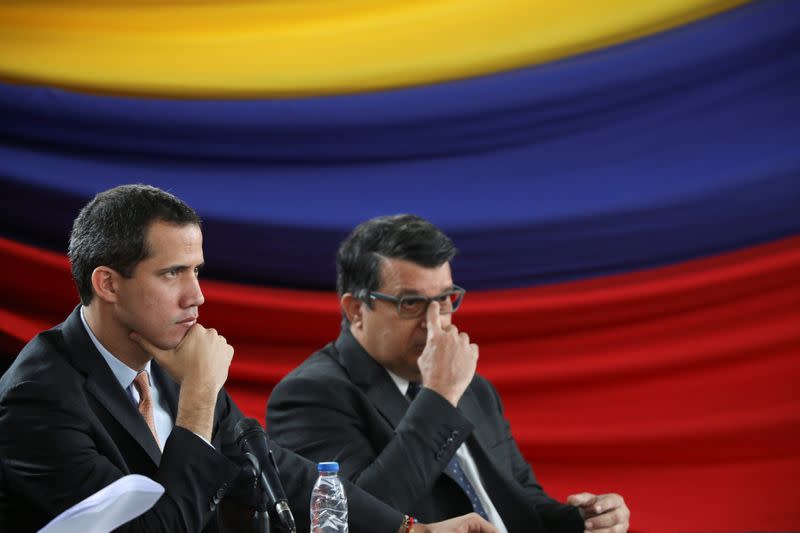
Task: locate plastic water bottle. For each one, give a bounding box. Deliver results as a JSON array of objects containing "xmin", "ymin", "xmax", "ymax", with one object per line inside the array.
[{"xmin": 310, "ymin": 461, "xmax": 348, "ymax": 533}]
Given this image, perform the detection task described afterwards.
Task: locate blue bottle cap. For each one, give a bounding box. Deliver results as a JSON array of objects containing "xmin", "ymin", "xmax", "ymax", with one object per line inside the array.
[{"xmin": 317, "ymin": 461, "xmax": 339, "ymax": 472}]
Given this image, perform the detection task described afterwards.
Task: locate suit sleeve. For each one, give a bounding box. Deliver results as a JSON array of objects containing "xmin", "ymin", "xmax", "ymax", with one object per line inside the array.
[
  {"xmin": 267, "ymin": 373, "xmax": 474, "ymax": 514},
  {"xmin": 0, "ymin": 378, "xmax": 242, "ymax": 532}
]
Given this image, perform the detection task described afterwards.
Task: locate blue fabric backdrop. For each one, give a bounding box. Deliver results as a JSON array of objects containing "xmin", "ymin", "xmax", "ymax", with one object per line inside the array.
[{"xmin": 1, "ymin": 0, "xmax": 798, "ymax": 290}]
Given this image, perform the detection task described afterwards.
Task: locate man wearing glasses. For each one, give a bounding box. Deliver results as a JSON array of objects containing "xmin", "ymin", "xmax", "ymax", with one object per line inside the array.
[{"xmin": 267, "ymin": 215, "xmax": 630, "ymax": 533}]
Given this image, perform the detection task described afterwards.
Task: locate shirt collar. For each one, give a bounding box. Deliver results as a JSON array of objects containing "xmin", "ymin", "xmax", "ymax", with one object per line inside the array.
[
  {"xmin": 384, "ymin": 368, "xmax": 410, "ymax": 396},
  {"xmin": 336, "ymin": 326, "xmax": 413, "ymax": 396},
  {"xmin": 80, "ymin": 305, "xmax": 151, "ymax": 391}
]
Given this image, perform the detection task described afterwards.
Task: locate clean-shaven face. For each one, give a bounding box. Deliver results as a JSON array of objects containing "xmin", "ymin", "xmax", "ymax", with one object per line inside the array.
[{"xmin": 113, "ymin": 220, "xmax": 205, "ymax": 350}]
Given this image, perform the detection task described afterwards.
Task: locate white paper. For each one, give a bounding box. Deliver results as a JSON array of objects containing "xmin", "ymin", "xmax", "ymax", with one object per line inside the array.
[{"xmin": 38, "ymin": 474, "xmax": 164, "ymax": 533}]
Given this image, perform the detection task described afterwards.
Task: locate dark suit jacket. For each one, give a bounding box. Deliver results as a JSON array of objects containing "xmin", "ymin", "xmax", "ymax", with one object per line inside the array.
[
  {"xmin": 267, "ymin": 328, "xmax": 584, "ymax": 533},
  {"xmin": 0, "ymin": 307, "xmax": 404, "ymax": 532}
]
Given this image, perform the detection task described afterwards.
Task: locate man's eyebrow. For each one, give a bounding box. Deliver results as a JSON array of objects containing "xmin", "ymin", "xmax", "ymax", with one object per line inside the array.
[
  {"xmin": 396, "ymin": 291, "xmax": 425, "ymax": 298},
  {"xmin": 395, "ymin": 285, "xmax": 455, "ymax": 297},
  {"xmin": 393, "ymin": 287, "xmax": 423, "ymax": 296},
  {"xmin": 157, "ymin": 264, "xmax": 188, "ymax": 274},
  {"xmin": 156, "ymin": 262, "xmax": 204, "ymax": 274}
]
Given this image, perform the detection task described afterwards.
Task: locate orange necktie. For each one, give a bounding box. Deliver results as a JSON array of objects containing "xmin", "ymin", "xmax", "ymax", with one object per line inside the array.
[{"xmin": 133, "ymin": 371, "xmax": 160, "ymax": 445}]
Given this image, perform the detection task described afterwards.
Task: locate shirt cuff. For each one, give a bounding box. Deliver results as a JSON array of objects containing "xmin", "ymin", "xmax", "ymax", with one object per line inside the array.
[{"xmin": 192, "ymin": 431, "xmax": 214, "ymax": 449}]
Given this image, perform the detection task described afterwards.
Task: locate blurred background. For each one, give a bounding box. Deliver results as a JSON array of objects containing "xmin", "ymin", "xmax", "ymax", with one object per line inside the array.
[{"xmin": 1, "ymin": 1, "xmax": 798, "ymax": 531}]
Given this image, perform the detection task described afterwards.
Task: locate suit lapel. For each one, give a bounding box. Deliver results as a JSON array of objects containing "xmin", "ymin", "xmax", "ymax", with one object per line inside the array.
[
  {"xmin": 334, "ymin": 328, "xmax": 409, "ymax": 429},
  {"xmin": 458, "ymin": 385, "xmax": 546, "ymax": 532},
  {"xmin": 62, "ymin": 307, "xmax": 162, "ymax": 466},
  {"xmin": 457, "ymin": 388, "xmax": 502, "ymax": 485},
  {"xmin": 458, "ymin": 386, "xmax": 496, "ymax": 449}
]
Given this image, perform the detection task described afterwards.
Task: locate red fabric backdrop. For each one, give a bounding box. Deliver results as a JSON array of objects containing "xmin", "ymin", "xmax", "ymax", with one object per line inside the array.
[{"xmin": 1, "ymin": 235, "xmax": 799, "ymax": 532}]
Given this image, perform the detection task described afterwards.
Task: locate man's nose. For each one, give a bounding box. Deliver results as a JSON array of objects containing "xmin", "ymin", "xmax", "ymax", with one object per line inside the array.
[
  {"xmin": 419, "ymin": 304, "xmax": 452, "ymax": 328},
  {"xmin": 183, "ymin": 276, "xmax": 205, "ymax": 307}
]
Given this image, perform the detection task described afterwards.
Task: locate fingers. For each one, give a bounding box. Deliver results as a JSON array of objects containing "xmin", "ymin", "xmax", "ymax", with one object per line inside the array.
[
  {"xmin": 585, "ymin": 508, "xmax": 621, "ymax": 529},
  {"xmin": 581, "ymin": 494, "xmax": 629, "ymax": 533},
  {"xmin": 457, "ymin": 331, "xmax": 479, "ymax": 361},
  {"xmin": 426, "ymin": 300, "xmax": 442, "ymax": 339},
  {"xmin": 586, "ymin": 517, "xmax": 630, "ymax": 533},
  {"xmin": 418, "ymin": 300, "xmax": 478, "ymax": 407},
  {"xmin": 586, "ymin": 526, "xmax": 626, "ymax": 533},
  {"xmin": 568, "ymin": 492, "xmax": 598, "ymax": 509},
  {"xmin": 463, "ymin": 512, "xmax": 497, "ymax": 533},
  {"xmin": 590, "ymin": 493, "xmax": 625, "ymax": 516}
]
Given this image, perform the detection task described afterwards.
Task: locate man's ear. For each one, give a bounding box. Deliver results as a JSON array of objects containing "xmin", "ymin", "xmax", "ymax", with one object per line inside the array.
[
  {"xmin": 90, "ymin": 266, "xmax": 121, "ymax": 303},
  {"xmin": 341, "ymin": 293, "xmax": 365, "ymax": 329}
]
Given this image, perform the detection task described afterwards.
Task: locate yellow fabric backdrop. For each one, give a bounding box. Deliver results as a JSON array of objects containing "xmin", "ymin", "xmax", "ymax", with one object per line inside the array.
[{"xmin": 0, "ymin": 0, "xmax": 748, "ymax": 97}]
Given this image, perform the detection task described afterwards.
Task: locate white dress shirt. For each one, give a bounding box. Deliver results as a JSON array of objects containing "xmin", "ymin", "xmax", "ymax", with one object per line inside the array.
[{"xmin": 386, "ymin": 370, "xmax": 509, "ymax": 533}]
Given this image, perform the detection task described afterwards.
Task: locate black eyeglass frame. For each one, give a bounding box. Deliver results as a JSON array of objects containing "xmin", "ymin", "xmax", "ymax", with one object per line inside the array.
[{"xmin": 358, "ymin": 285, "xmax": 466, "ymax": 319}]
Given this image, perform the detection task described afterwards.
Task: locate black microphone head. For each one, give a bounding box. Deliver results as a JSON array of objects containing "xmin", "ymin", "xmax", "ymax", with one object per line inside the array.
[
  {"xmin": 234, "ymin": 417, "xmax": 265, "ymax": 449},
  {"xmin": 234, "ymin": 419, "xmax": 296, "ymax": 532}
]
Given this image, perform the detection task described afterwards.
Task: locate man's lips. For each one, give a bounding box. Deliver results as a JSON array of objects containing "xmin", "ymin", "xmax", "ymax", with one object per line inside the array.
[{"xmin": 177, "ymin": 316, "xmax": 197, "ymax": 327}]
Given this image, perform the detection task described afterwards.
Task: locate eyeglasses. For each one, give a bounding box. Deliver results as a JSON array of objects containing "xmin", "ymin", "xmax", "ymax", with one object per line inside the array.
[{"xmin": 358, "ymin": 285, "xmax": 466, "ymax": 319}]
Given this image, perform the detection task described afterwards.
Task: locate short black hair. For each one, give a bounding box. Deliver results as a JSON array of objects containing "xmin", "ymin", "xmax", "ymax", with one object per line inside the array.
[
  {"xmin": 336, "ymin": 214, "xmax": 457, "ymax": 300},
  {"xmin": 68, "ymin": 184, "xmax": 201, "ymax": 305}
]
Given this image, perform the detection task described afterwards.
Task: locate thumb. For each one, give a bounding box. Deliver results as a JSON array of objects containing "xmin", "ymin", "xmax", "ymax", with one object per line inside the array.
[{"xmin": 567, "ymin": 492, "xmax": 597, "ymax": 508}]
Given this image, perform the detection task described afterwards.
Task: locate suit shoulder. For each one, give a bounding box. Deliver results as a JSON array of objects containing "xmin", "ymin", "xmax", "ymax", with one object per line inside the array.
[
  {"xmin": 0, "ymin": 323, "xmax": 80, "ymax": 397},
  {"xmin": 278, "ymin": 342, "xmax": 347, "ymax": 382},
  {"xmin": 467, "ymin": 373, "xmax": 506, "ymax": 411},
  {"xmin": 268, "ymin": 344, "xmax": 358, "ymax": 408},
  {"xmin": 470, "ymin": 372, "xmax": 498, "ymax": 394}
]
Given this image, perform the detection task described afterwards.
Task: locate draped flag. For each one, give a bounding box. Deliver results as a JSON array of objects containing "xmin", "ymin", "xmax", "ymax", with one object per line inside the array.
[{"xmin": 1, "ymin": 1, "xmax": 798, "ymax": 531}]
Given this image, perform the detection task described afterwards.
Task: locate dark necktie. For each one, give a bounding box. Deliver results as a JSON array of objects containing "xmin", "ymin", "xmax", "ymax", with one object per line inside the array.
[
  {"xmin": 406, "ymin": 382, "xmax": 490, "ymax": 520},
  {"xmin": 406, "ymin": 381, "xmax": 422, "ymax": 401}
]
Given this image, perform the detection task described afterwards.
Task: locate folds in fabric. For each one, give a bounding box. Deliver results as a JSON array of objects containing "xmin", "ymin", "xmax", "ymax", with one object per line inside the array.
[
  {"xmin": 1, "ymin": 235, "xmax": 798, "ymax": 531},
  {"xmin": 1, "ymin": 1, "xmax": 799, "ymax": 530},
  {"xmin": 1, "ymin": 0, "xmax": 798, "ymax": 290},
  {"xmin": 0, "ymin": 0, "xmax": 748, "ymax": 96}
]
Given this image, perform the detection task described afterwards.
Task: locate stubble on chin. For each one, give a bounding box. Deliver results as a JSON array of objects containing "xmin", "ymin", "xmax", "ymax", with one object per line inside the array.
[{"xmin": 152, "ymin": 327, "xmax": 186, "ymax": 352}]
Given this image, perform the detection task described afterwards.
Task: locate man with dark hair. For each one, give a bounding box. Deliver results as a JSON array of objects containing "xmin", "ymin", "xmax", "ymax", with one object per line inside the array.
[
  {"xmin": 0, "ymin": 187, "xmax": 495, "ymax": 533},
  {"xmin": 68, "ymin": 183, "xmax": 203, "ymax": 306},
  {"xmin": 267, "ymin": 214, "xmax": 630, "ymax": 533}
]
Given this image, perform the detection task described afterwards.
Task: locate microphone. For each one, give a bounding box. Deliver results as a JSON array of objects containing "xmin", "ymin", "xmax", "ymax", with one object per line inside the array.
[{"xmin": 235, "ymin": 418, "xmax": 297, "ymax": 533}]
